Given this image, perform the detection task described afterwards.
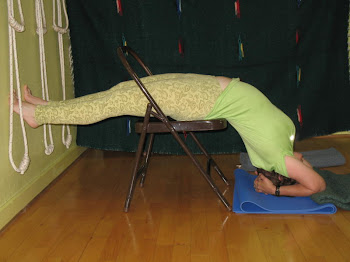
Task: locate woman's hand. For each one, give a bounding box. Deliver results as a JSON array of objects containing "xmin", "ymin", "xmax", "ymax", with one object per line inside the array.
[{"xmin": 254, "ymin": 174, "xmax": 275, "ymax": 195}]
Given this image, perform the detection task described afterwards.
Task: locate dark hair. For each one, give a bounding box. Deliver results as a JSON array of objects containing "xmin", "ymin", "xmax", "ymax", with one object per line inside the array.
[{"xmin": 256, "ymin": 168, "xmax": 297, "ymax": 186}]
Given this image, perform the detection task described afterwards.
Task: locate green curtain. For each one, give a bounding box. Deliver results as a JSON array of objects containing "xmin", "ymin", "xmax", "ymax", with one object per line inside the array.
[{"xmin": 66, "ymin": 0, "xmax": 350, "ymax": 154}]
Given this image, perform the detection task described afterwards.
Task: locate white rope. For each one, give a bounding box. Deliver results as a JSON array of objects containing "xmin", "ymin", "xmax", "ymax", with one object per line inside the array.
[
  {"xmin": 53, "ymin": 0, "xmax": 72, "ymax": 148},
  {"xmin": 35, "ymin": 0, "xmax": 54, "ymax": 155},
  {"xmin": 52, "ymin": 0, "xmax": 69, "ymax": 34},
  {"xmin": 7, "ymin": 0, "xmax": 30, "ymax": 174},
  {"xmin": 68, "ymin": 36, "xmax": 75, "ymax": 87}
]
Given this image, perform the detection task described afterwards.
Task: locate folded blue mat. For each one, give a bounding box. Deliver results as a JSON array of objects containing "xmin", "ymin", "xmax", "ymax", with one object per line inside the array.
[
  {"xmin": 233, "ymin": 169, "xmax": 337, "ymax": 214},
  {"xmin": 239, "ymin": 147, "xmax": 346, "ymax": 172}
]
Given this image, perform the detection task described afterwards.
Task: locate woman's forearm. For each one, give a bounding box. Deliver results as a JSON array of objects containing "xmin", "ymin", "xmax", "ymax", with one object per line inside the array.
[{"xmin": 279, "ymin": 183, "xmax": 323, "ymax": 197}]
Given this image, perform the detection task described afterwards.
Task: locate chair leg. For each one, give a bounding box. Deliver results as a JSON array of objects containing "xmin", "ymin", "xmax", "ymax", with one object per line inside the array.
[
  {"xmin": 124, "ymin": 131, "xmax": 147, "ymax": 212},
  {"xmin": 170, "ymin": 130, "xmax": 232, "ymax": 211},
  {"xmin": 189, "ymin": 132, "xmax": 230, "ymax": 186},
  {"xmin": 140, "ymin": 133, "xmax": 155, "ymax": 187},
  {"xmin": 124, "ymin": 105, "xmax": 153, "ymax": 212}
]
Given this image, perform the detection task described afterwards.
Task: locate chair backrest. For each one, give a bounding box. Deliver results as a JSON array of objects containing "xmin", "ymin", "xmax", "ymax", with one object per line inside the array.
[
  {"xmin": 117, "ymin": 46, "xmax": 153, "ymax": 77},
  {"xmin": 117, "ymin": 46, "xmax": 167, "ymax": 121}
]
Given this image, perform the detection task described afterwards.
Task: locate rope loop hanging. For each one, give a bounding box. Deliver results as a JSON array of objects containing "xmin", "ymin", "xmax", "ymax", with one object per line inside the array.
[
  {"xmin": 53, "ymin": 0, "xmax": 72, "ymax": 148},
  {"xmin": 7, "ymin": 0, "xmax": 30, "ymax": 174},
  {"xmin": 52, "ymin": 0, "xmax": 69, "ymax": 34},
  {"xmin": 35, "ymin": 0, "xmax": 47, "ymax": 35},
  {"xmin": 8, "ymin": 0, "xmax": 25, "ymax": 32},
  {"xmin": 35, "ymin": 0, "xmax": 54, "ymax": 155}
]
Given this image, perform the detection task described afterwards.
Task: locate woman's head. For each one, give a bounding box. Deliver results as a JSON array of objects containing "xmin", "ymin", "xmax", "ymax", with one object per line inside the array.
[{"xmin": 256, "ymin": 168, "xmax": 297, "ymax": 186}]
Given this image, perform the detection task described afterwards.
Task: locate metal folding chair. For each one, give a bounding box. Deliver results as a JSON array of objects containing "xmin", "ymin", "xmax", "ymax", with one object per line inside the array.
[{"xmin": 117, "ymin": 46, "xmax": 231, "ymax": 211}]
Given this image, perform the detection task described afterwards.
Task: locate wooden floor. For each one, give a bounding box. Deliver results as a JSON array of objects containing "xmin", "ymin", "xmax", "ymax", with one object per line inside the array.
[{"xmin": 1, "ymin": 136, "xmax": 350, "ymax": 262}]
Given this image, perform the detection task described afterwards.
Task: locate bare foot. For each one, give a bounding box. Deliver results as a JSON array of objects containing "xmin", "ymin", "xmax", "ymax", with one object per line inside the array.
[
  {"xmin": 23, "ymin": 85, "xmax": 48, "ymax": 106},
  {"xmin": 12, "ymin": 95, "xmax": 39, "ymax": 128}
]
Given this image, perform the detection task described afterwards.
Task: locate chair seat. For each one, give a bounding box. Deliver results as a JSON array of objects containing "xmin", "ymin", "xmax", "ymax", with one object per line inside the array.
[{"xmin": 135, "ymin": 119, "xmax": 227, "ymax": 133}]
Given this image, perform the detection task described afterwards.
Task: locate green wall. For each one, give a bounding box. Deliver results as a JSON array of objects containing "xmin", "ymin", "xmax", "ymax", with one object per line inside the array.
[{"xmin": 0, "ymin": 0, "xmax": 85, "ymax": 230}]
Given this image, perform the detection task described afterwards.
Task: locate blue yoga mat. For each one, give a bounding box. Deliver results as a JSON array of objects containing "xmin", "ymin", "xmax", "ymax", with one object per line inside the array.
[{"xmin": 233, "ymin": 169, "xmax": 337, "ymax": 214}]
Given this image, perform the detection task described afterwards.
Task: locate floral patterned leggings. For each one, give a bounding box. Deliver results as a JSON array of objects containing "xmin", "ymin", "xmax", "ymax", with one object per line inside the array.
[{"xmin": 35, "ymin": 73, "xmax": 223, "ymax": 125}]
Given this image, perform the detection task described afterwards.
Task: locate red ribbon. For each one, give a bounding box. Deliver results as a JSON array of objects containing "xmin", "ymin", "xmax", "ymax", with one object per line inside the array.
[
  {"xmin": 296, "ymin": 30, "xmax": 300, "ymax": 44},
  {"xmin": 178, "ymin": 38, "xmax": 184, "ymax": 56},
  {"xmin": 117, "ymin": 0, "xmax": 123, "ymax": 16},
  {"xmin": 297, "ymin": 105, "xmax": 303, "ymax": 127},
  {"xmin": 235, "ymin": 0, "xmax": 241, "ymax": 18}
]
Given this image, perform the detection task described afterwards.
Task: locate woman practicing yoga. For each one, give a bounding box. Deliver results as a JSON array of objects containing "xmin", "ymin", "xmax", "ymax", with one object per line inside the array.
[{"xmin": 12, "ymin": 73, "xmax": 326, "ymax": 197}]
